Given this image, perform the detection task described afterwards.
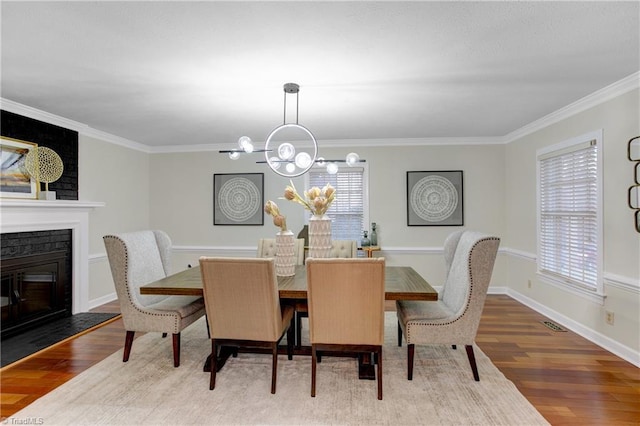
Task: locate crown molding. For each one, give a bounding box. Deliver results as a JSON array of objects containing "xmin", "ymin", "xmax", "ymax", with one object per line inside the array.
[
  {"xmin": 0, "ymin": 97, "xmax": 151, "ymax": 153},
  {"xmin": 1, "ymin": 98, "xmax": 91, "ymax": 133},
  {"xmin": 503, "ymin": 71, "xmax": 640, "ymax": 144},
  {"xmin": 150, "ymin": 143, "xmax": 224, "ymax": 153},
  {"xmin": 316, "ymin": 137, "xmax": 504, "ymax": 148},
  {"xmin": 82, "ymin": 127, "xmax": 151, "ymax": 153},
  {"xmin": 3, "ymin": 71, "xmax": 638, "ymax": 153}
]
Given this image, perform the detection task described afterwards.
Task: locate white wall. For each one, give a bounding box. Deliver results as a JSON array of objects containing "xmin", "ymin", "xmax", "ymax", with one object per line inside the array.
[
  {"xmin": 79, "ymin": 134, "xmax": 151, "ymax": 304},
  {"xmin": 504, "ymin": 88, "xmax": 640, "ymax": 359},
  {"xmin": 147, "ymin": 143, "xmax": 507, "ymax": 284}
]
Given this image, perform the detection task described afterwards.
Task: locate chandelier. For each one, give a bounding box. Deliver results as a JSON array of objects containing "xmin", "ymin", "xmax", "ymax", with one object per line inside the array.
[{"xmin": 220, "ymin": 83, "xmax": 363, "ymax": 177}]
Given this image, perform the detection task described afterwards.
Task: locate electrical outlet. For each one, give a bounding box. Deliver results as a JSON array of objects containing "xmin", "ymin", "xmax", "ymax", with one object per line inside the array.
[
  {"xmin": 527, "ymin": 280, "xmax": 532, "ymax": 289},
  {"xmin": 605, "ymin": 311, "xmax": 615, "ymax": 325}
]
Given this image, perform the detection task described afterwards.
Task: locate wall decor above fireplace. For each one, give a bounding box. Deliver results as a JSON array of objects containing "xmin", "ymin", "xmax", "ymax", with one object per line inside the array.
[
  {"xmin": 0, "ymin": 136, "xmax": 39, "ymax": 199},
  {"xmin": 0, "ymin": 110, "xmax": 78, "ymax": 200}
]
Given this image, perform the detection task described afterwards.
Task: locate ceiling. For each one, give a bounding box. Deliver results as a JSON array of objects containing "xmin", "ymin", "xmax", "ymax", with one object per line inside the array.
[{"xmin": 1, "ymin": 1, "xmax": 638, "ymax": 150}]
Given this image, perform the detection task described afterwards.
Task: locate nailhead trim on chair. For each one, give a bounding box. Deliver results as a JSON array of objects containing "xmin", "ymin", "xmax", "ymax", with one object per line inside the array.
[
  {"xmin": 104, "ymin": 235, "xmax": 180, "ymax": 333},
  {"xmin": 405, "ymin": 237, "xmax": 500, "ymax": 342}
]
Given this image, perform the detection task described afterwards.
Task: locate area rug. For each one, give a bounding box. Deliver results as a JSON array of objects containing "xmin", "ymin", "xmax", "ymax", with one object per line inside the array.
[
  {"xmin": 1, "ymin": 312, "xmax": 120, "ymax": 367},
  {"xmin": 8, "ymin": 313, "xmax": 549, "ymax": 425}
]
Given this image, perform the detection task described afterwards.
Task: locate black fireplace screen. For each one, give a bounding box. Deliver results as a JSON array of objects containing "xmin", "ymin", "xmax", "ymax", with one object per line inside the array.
[{"xmin": 1, "ymin": 251, "xmax": 68, "ymax": 339}]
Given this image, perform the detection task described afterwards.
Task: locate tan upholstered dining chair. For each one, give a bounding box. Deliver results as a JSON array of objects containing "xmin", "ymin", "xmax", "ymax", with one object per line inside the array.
[
  {"xmin": 257, "ymin": 238, "xmax": 305, "ymax": 265},
  {"xmin": 306, "ymin": 257, "xmax": 386, "ymax": 400},
  {"xmin": 295, "ymin": 239, "xmax": 358, "ymax": 349},
  {"xmin": 329, "ymin": 239, "xmax": 358, "ymax": 258},
  {"xmin": 396, "ymin": 231, "xmax": 500, "ymax": 381},
  {"xmin": 199, "ymin": 257, "xmax": 295, "ymax": 394},
  {"xmin": 103, "ymin": 230, "xmax": 206, "ymax": 367}
]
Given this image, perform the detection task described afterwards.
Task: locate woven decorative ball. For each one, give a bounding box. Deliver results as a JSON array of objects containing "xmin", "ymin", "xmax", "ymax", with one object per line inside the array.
[{"xmin": 25, "ymin": 146, "xmax": 64, "ymax": 190}]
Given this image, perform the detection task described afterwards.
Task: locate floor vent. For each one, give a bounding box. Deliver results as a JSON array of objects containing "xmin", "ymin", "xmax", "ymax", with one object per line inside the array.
[{"xmin": 541, "ymin": 320, "xmax": 567, "ymax": 332}]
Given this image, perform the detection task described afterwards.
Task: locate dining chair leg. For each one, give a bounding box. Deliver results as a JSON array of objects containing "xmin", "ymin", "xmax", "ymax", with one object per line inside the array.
[
  {"xmin": 172, "ymin": 333, "xmax": 181, "ymax": 367},
  {"xmin": 210, "ymin": 340, "xmax": 217, "ymax": 390},
  {"xmin": 123, "ymin": 330, "xmax": 135, "ymax": 362},
  {"xmin": 377, "ymin": 347, "xmax": 383, "ymax": 400},
  {"xmin": 311, "ymin": 345, "xmax": 317, "ymax": 397},
  {"xmin": 465, "ymin": 344, "xmax": 480, "ymax": 381},
  {"xmin": 286, "ymin": 318, "xmax": 294, "ymax": 360},
  {"xmin": 397, "ymin": 321, "xmax": 402, "ymax": 347},
  {"xmin": 296, "ymin": 312, "xmax": 304, "ymax": 349},
  {"xmin": 407, "ymin": 344, "xmax": 415, "ymax": 380},
  {"xmin": 271, "ymin": 342, "xmax": 278, "ymax": 394}
]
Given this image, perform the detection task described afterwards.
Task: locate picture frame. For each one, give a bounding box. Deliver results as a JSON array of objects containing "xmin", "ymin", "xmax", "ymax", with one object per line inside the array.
[
  {"xmin": 407, "ymin": 170, "xmax": 464, "ymax": 226},
  {"xmin": 1, "ymin": 136, "xmax": 39, "ymax": 199},
  {"xmin": 213, "ymin": 173, "xmax": 264, "ymax": 225}
]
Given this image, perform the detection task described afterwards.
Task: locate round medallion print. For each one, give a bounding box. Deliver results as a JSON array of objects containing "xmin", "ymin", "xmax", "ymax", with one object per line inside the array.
[
  {"xmin": 218, "ymin": 177, "xmax": 260, "ymax": 222},
  {"xmin": 410, "ymin": 175, "xmax": 459, "ymax": 222}
]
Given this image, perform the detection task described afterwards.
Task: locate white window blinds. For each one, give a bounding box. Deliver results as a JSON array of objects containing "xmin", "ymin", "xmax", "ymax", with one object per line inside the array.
[
  {"xmin": 538, "ymin": 139, "xmax": 600, "ymax": 289},
  {"xmin": 308, "ymin": 167, "xmax": 365, "ymax": 241}
]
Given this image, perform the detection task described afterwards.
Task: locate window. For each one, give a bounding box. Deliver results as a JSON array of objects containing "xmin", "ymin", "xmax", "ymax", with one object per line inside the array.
[
  {"xmin": 537, "ymin": 130, "xmax": 603, "ymax": 297},
  {"xmin": 307, "ymin": 165, "xmax": 368, "ymax": 241}
]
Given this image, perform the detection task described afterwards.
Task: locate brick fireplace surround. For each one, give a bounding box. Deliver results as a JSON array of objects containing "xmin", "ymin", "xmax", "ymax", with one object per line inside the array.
[{"xmin": 0, "ymin": 199, "xmax": 104, "ymax": 314}]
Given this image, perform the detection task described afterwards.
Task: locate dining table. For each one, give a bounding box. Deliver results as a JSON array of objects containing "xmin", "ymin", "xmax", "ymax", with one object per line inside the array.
[
  {"xmin": 140, "ymin": 264, "xmax": 437, "ymax": 301},
  {"xmin": 140, "ymin": 264, "xmax": 437, "ymax": 378}
]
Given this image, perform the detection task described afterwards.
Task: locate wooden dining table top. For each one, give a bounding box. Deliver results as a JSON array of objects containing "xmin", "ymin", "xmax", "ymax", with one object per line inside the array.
[{"xmin": 140, "ymin": 264, "xmax": 438, "ymax": 301}]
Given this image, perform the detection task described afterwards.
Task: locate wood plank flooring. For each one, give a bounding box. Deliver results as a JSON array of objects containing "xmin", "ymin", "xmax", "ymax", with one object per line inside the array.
[{"xmin": 1, "ymin": 295, "xmax": 638, "ymax": 424}]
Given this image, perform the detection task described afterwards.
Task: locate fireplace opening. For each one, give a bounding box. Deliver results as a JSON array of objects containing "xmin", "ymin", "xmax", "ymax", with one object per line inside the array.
[{"xmin": 1, "ymin": 246, "xmax": 71, "ymax": 340}]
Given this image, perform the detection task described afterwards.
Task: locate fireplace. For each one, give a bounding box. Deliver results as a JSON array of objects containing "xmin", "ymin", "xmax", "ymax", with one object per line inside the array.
[
  {"xmin": 0, "ymin": 199, "xmax": 105, "ymax": 322},
  {"xmin": 1, "ymin": 250, "xmax": 70, "ymax": 339}
]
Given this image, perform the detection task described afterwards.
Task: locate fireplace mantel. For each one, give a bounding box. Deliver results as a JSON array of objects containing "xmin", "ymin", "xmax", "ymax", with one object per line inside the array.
[
  {"xmin": 0, "ymin": 199, "xmax": 105, "ymax": 313},
  {"xmin": 0, "ymin": 199, "xmax": 105, "ymax": 210}
]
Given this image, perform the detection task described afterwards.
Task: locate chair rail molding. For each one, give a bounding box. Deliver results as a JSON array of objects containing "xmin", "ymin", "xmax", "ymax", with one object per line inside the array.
[
  {"xmin": 604, "ymin": 272, "xmax": 640, "ymax": 293},
  {"xmin": 167, "ymin": 244, "xmax": 638, "ymax": 297}
]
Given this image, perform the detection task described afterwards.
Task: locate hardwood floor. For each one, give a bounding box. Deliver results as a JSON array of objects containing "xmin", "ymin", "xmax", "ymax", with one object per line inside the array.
[
  {"xmin": 1, "ymin": 295, "xmax": 638, "ymax": 424},
  {"xmin": 476, "ymin": 296, "xmax": 639, "ymax": 425}
]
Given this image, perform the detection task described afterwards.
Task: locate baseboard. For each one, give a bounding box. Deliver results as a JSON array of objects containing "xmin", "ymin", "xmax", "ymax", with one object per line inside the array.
[
  {"xmin": 88, "ymin": 292, "xmax": 117, "ymax": 311},
  {"xmin": 506, "ymin": 288, "xmax": 640, "ymax": 368}
]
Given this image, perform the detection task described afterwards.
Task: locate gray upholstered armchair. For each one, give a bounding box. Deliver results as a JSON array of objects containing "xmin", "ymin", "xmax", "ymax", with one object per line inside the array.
[
  {"xmin": 103, "ymin": 230, "xmax": 206, "ymax": 367},
  {"xmin": 396, "ymin": 231, "xmax": 500, "ymax": 381}
]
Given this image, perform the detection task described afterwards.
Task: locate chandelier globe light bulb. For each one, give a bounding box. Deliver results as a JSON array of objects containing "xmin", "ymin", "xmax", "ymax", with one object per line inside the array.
[
  {"xmin": 278, "ymin": 143, "xmax": 295, "ymax": 160},
  {"xmin": 346, "ymin": 152, "xmax": 360, "ymax": 166},
  {"xmin": 295, "ymin": 152, "xmax": 312, "ymax": 169},
  {"xmin": 268, "ymin": 157, "xmax": 281, "ymax": 170},
  {"xmin": 326, "ymin": 162, "xmax": 339, "ymax": 175},
  {"xmin": 238, "ymin": 136, "xmax": 252, "ymax": 151}
]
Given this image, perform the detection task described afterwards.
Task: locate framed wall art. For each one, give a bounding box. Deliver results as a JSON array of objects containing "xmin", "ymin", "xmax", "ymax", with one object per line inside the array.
[
  {"xmin": 213, "ymin": 173, "xmax": 264, "ymax": 225},
  {"xmin": 0, "ymin": 136, "xmax": 38, "ymax": 199},
  {"xmin": 407, "ymin": 170, "xmax": 464, "ymax": 226}
]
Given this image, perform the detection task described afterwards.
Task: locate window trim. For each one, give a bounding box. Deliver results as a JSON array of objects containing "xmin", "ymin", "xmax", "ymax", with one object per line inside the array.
[
  {"xmin": 304, "ymin": 162, "xmax": 370, "ymax": 237},
  {"xmin": 536, "ymin": 129, "xmax": 605, "ymax": 301}
]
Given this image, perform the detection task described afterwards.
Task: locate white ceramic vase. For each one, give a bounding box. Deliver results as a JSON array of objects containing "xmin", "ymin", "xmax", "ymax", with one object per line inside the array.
[
  {"xmin": 275, "ymin": 230, "xmax": 296, "ymax": 276},
  {"xmin": 308, "ymin": 215, "xmax": 332, "ymax": 258}
]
